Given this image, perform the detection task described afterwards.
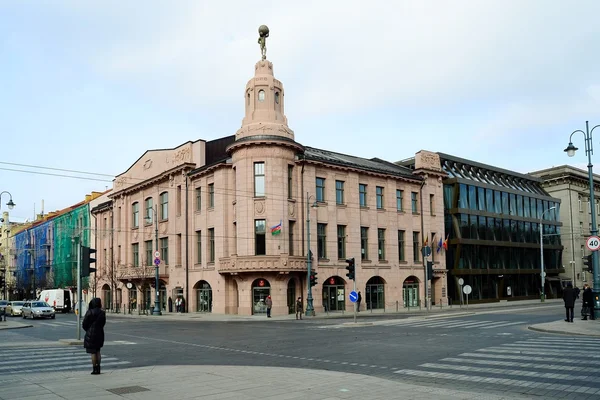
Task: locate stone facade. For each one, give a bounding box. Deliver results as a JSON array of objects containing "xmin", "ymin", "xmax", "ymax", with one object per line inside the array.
[{"xmin": 91, "ymin": 57, "xmax": 447, "ymax": 315}]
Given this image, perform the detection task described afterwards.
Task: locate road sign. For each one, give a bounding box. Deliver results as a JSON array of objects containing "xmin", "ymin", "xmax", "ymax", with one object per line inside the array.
[
  {"xmin": 349, "ymin": 291, "xmax": 358, "ymax": 303},
  {"xmin": 458, "ymin": 278, "xmax": 464, "ymax": 286},
  {"xmin": 154, "ymin": 251, "xmax": 161, "ymax": 258},
  {"xmin": 586, "ymin": 236, "xmax": 600, "ymax": 251},
  {"xmin": 154, "ymin": 257, "xmax": 161, "ymax": 266},
  {"xmin": 541, "ymin": 271, "xmax": 547, "ymax": 278},
  {"xmin": 421, "ymin": 246, "xmax": 432, "ymax": 257},
  {"xmin": 462, "ymin": 285, "xmax": 472, "ymax": 295}
]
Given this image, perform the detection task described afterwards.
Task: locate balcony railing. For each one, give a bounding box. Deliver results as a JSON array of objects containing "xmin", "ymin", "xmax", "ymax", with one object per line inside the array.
[{"xmin": 219, "ymin": 255, "xmax": 307, "ymax": 274}]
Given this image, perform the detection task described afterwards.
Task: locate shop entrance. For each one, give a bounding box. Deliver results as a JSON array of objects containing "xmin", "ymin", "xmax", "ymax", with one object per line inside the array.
[
  {"xmin": 252, "ymin": 278, "xmax": 271, "ymax": 315},
  {"xmin": 322, "ymin": 276, "xmax": 346, "ymax": 312},
  {"xmin": 403, "ymin": 276, "xmax": 420, "ymax": 308}
]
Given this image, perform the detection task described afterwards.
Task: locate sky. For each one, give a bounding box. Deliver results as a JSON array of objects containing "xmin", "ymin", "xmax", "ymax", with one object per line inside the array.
[{"xmin": 1, "ymin": 1, "xmax": 599, "ymax": 223}]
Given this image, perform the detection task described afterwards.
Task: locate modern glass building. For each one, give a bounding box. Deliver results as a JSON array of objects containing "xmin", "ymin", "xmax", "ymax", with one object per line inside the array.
[{"xmin": 400, "ymin": 152, "xmax": 564, "ymax": 303}]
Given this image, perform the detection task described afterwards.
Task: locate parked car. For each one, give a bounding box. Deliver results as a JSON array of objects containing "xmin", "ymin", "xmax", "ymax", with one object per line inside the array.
[
  {"xmin": 5, "ymin": 301, "xmax": 25, "ymax": 316},
  {"xmin": 21, "ymin": 301, "xmax": 56, "ymax": 319}
]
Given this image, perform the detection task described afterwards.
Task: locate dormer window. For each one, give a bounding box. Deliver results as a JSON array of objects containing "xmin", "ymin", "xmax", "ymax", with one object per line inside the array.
[
  {"xmin": 275, "ymin": 92, "xmax": 280, "ymax": 104},
  {"xmin": 258, "ymin": 90, "xmax": 265, "ymax": 102}
]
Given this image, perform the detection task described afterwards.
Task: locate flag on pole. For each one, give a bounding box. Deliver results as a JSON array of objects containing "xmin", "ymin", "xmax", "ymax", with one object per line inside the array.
[
  {"xmin": 271, "ymin": 221, "xmax": 282, "ymax": 236},
  {"xmin": 423, "ymin": 235, "xmax": 428, "ymax": 246},
  {"xmin": 442, "ymin": 234, "xmax": 449, "ymax": 250},
  {"xmin": 436, "ymin": 236, "xmax": 443, "ymax": 253}
]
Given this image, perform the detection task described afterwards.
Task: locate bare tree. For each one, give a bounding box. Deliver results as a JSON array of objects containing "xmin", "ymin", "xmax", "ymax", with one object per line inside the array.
[{"xmin": 130, "ymin": 264, "xmax": 153, "ymax": 314}]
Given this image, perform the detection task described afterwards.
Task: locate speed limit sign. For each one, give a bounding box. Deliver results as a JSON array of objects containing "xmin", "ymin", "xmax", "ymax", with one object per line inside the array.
[{"xmin": 586, "ymin": 236, "xmax": 600, "ymax": 251}]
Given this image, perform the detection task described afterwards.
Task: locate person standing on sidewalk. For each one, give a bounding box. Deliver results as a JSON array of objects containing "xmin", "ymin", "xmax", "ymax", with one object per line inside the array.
[
  {"xmin": 265, "ymin": 295, "xmax": 272, "ymax": 318},
  {"xmin": 295, "ymin": 297, "xmax": 303, "ymax": 320},
  {"xmin": 582, "ymin": 284, "xmax": 594, "ymax": 320},
  {"xmin": 357, "ymin": 291, "xmax": 362, "ymax": 312},
  {"xmin": 563, "ymin": 282, "xmax": 575, "ymax": 323},
  {"xmin": 83, "ymin": 298, "xmax": 106, "ymax": 375}
]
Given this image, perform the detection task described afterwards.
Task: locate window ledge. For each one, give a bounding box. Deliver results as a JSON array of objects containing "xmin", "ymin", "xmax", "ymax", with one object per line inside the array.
[
  {"xmin": 412, "ymin": 212, "xmax": 420, "ymax": 216},
  {"xmin": 208, "ymin": 207, "xmax": 215, "ymax": 211},
  {"xmin": 318, "ymin": 258, "xmax": 330, "ymax": 262},
  {"xmin": 287, "ymin": 198, "xmax": 296, "ymax": 203},
  {"xmin": 207, "ymin": 262, "xmax": 215, "ymax": 266},
  {"xmin": 378, "ymin": 259, "xmax": 389, "ymax": 263},
  {"xmin": 397, "ymin": 210, "xmax": 405, "ymax": 214},
  {"xmin": 377, "ymin": 208, "xmax": 385, "ymax": 212},
  {"xmin": 360, "ymin": 206, "xmax": 370, "ymax": 210},
  {"xmin": 336, "ymin": 203, "xmax": 347, "ymax": 208},
  {"xmin": 132, "ymin": 226, "xmax": 139, "ymax": 230},
  {"xmin": 195, "ymin": 210, "xmax": 202, "ymax": 214},
  {"xmin": 159, "ymin": 219, "xmax": 168, "ymax": 223},
  {"xmin": 398, "ymin": 260, "xmax": 408, "ymax": 264},
  {"xmin": 316, "ymin": 201, "xmax": 327, "ymax": 206},
  {"xmin": 361, "ymin": 259, "xmax": 372, "ymax": 263}
]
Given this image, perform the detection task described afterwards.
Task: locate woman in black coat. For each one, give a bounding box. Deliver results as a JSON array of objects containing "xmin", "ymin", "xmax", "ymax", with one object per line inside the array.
[{"xmin": 83, "ymin": 297, "xmax": 106, "ymax": 375}]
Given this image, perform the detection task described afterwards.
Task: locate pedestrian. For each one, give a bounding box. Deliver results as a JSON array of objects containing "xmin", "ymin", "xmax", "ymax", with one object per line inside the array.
[
  {"xmin": 295, "ymin": 297, "xmax": 303, "ymax": 320},
  {"xmin": 582, "ymin": 284, "xmax": 594, "ymax": 320},
  {"xmin": 575, "ymin": 286, "xmax": 581, "ymax": 299},
  {"xmin": 175, "ymin": 297, "xmax": 181, "ymax": 313},
  {"xmin": 265, "ymin": 295, "xmax": 272, "ymax": 318},
  {"xmin": 563, "ymin": 282, "xmax": 575, "ymax": 323},
  {"xmin": 82, "ymin": 297, "xmax": 106, "ymax": 375},
  {"xmin": 357, "ymin": 291, "xmax": 362, "ymax": 312}
]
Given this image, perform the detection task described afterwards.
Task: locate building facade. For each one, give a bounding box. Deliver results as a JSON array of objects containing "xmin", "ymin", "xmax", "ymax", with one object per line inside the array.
[
  {"xmin": 91, "ymin": 56, "xmax": 447, "ymax": 315},
  {"xmin": 400, "ymin": 153, "xmax": 564, "ymax": 303},
  {"xmin": 529, "ymin": 165, "xmax": 600, "ymax": 289},
  {"xmin": 0, "ymin": 212, "xmax": 26, "ymax": 300}
]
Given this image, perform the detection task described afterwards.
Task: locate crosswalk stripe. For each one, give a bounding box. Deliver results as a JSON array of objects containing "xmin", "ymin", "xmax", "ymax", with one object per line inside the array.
[
  {"xmin": 0, "ymin": 347, "xmax": 74, "ymax": 355},
  {"xmin": 478, "ymin": 321, "xmax": 525, "ymax": 329},
  {"xmin": 440, "ymin": 357, "xmax": 586, "ymax": 372},
  {"xmin": 375, "ymin": 318, "xmax": 526, "ymax": 330},
  {"xmin": 500, "ymin": 343, "xmax": 600, "ymax": 351},
  {"xmin": 0, "ymin": 350, "xmax": 84, "ymax": 359},
  {"xmin": 458, "ymin": 320, "xmax": 503, "ymax": 329},
  {"xmin": 457, "ymin": 352, "xmax": 600, "ymax": 365},
  {"xmin": 513, "ymin": 341, "xmax": 600, "ymax": 349},
  {"xmin": 0, "ymin": 357, "xmax": 120, "ymax": 371},
  {"xmin": 530, "ymin": 338, "xmax": 600, "ymax": 344},
  {"xmin": 6, "ymin": 361, "xmax": 131, "ymax": 374},
  {"xmin": 477, "ymin": 347, "xmax": 600, "ymax": 358}
]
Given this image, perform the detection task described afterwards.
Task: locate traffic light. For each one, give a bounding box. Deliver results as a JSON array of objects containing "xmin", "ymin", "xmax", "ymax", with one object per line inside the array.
[
  {"xmin": 345, "ymin": 258, "xmax": 355, "ymax": 281},
  {"xmin": 310, "ymin": 271, "xmax": 318, "ymax": 287},
  {"xmin": 583, "ymin": 254, "xmax": 593, "ymax": 273},
  {"xmin": 81, "ymin": 246, "xmax": 97, "ymax": 277},
  {"xmin": 427, "ymin": 261, "xmax": 433, "ymax": 281}
]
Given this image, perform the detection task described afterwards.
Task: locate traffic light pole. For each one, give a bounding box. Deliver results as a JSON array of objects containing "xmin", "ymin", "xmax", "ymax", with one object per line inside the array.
[
  {"xmin": 353, "ymin": 279, "xmax": 357, "ymax": 324},
  {"xmin": 76, "ymin": 241, "xmax": 82, "ymax": 341}
]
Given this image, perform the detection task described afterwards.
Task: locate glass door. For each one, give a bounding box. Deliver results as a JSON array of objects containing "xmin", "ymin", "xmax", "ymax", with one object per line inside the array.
[
  {"xmin": 403, "ymin": 284, "xmax": 419, "ymax": 307},
  {"xmin": 252, "ymin": 287, "xmax": 270, "ymax": 314},
  {"xmin": 197, "ymin": 289, "xmax": 212, "ymax": 312}
]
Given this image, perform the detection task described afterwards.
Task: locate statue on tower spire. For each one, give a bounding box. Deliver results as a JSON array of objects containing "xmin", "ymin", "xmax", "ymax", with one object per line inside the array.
[{"xmin": 258, "ymin": 25, "xmax": 269, "ymax": 60}]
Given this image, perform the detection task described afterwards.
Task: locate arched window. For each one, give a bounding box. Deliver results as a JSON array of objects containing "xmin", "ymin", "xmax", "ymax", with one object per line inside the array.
[
  {"xmin": 275, "ymin": 91, "xmax": 280, "ymax": 104},
  {"xmin": 160, "ymin": 192, "xmax": 168, "ymax": 220},
  {"xmin": 258, "ymin": 90, "xmax": 265, "ymax": 102}
]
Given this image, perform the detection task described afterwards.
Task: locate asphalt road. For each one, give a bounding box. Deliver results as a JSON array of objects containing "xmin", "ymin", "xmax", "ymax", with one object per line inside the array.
[{"xmin": 2, "ymin": 303, "xmax": 599, "ymax": 399}]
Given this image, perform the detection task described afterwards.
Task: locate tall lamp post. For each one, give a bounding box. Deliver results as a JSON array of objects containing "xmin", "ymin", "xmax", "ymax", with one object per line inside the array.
[
  {"xmin": 306, "ymin": 192, "xmax": 318, "ymax": 316},
  {"xmin": 539, "ymin": 206, "xmax": 557, "ymax": 302},
  {"xmin": 565, "ymin": 121, "xmax": 600, "ymax": 309},
  {"xmin": 0, "ymin": 192, "xmax": 16, "ymax": 211},
  {"xmin": 145, "ymin": 205, "xmax": 162, "ymax": 316},
  {"xmin": 1, "ymin": 192, "xmax": 16, "ymax": 300}
]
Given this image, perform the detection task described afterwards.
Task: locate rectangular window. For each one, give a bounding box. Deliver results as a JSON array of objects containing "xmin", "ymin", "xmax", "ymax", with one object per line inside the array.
[
  {"xmin": 396, "ymin": 190, "xmax": 403, "ymax": 211},
  {"xmin": 335, "ymin": 180, "xmax": 345, "ymax": 205},
  {"xmin": 361, "ymin": 227, "xmax": 368, "ymax": 260},
  {"xmin": 430, "ymin": 194, "xmax": 435, "ymax": 215},
  {"xmin": 255, "ymin": 220, "xmax": 266, "ymax": 255},
  {"xmin": 176, "ymin": 234, "xmax": 182, "ymax": 265},
  {"xmin": 378, "ymin": 228, "xmax": 385, "ymax": 260},
  {"xmin": 317, "ymin": 223, "xmax": 327, "ymax": 259},
  {"xmin": 413, "ymin": 232, "xmax": 420, "ymax": 262},
  {"xmin": 177, "ymin": 185, "xmax": 182, "ymax": 216},
  {"xmin": 332, "ymin": 225, "xmax": 345, "ymax": 260},
  {"xmin": 145, "ymin": 198, "xmax": 153, "ymax": 224},
  {"xmin": 431, "ymin": 232, "xmax": 436, "ymax": 262},
  {"xmin": 208, "ymin": 183, "xmax": 215, "ymax": 207},
  {"xmin": 208, "ymin": 228, "xmax": 215, "ymax": 262},
  {"xmin": 160, "ymin": 192, "xmax": 168, "ymax": 220},
  {"xmin": 144, "ymin": 240, "xmax": 152, "ymax": 266},
  {"xmin": 359, "ymin": 184, "xmax": 367, "ymax": 207},
  {"xmin": 288, "ymin": 165, "xmax": 293, "ymax": 199},
  {"xmin": 398, "ymin": 230, "xmax": 405, "ymax": 261},
  {"xmin": 411, "ymin": 192, "xmax": 418, "ymax": 213},
  {"xmin": 316, "ymin": 177, "xmax": 325, "ymax": 202},
  {"xmin": 288, "ymin": 221, "xmax": 295, "ymax": 256},
  {"xmin": 195, "ymin": 187, "xmax": 201, "ymax": 211},
  {"xmin": 376, "ymin": 186, "xmax": 384, "ymax": 209},
  {"xmin": 196, "ymin": 231, "xmax": 202, "ymax": 263},
  {"xmin": 132, "ymin": 203, "xmax": 139, "ymax": 228},
  {"xmin": 160, "ymin": 238, "xmax": 169, "ymax": 265},
  {"xmin": 254, "ymin": 162, "xmax": 265, "ymax": 197},
  {"xmin": 132, "ymin": 243, "xmax": 139, "ymax": 267}
]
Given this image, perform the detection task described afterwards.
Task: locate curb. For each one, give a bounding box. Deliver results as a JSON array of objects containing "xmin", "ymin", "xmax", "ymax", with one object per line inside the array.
[
  {"xmin": 58, "ymin": 339, "xmax": 84, "ymax": 346},
  {"xmin": 0, "ymin": 323, "xmax": 33, "ymax": 330},
  {"xmin": 342, "ymin": 322, "xmax": 373, "ymax": 327},
  {"xmin": 527, "ymin": 326, "xmax": 600, "ymax": 337}
]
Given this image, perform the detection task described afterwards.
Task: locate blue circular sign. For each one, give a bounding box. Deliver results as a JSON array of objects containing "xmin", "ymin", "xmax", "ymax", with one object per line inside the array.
[
  {"xmin": 154, "ymin": 258, "xmax": 161, "ymax": 266},
  {"xmin": 349, "ymin": 291, "xmax": 358, "ymax": 303}
]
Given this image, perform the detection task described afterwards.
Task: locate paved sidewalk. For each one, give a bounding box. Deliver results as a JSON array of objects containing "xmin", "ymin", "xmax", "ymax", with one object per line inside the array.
[
  {"xmin": 0, "ymin": 365, "xmax": 538, "ymax": 400},
  {"xmin": 529, "ymin": 317, "xmax": 600, "ymax": 337}
]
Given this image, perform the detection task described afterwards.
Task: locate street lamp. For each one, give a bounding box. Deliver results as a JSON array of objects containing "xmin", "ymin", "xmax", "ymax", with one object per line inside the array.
[
  {"xmin": 0, "ymin": 191, "xmax": 16, "ymax": 210},
  {"xmin": 305, "ymin": 192, "xmax": 318, "ymax": 317},
  {"xmin": 539, "ymin": 206, "xmax": 557, "ymax": 302},
  {"xmin": 565, "ymin": 121, "xmax": 600, "ymax": 309},
  {"xmin": 145, "ymin": 205, "xmax": 162, "ymax": 316}
]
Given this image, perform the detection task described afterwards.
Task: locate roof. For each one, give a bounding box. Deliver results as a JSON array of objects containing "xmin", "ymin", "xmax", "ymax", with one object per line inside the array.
[{"xmin": 304, "ymin": 147, "xmax": 419, "ymax": 180}]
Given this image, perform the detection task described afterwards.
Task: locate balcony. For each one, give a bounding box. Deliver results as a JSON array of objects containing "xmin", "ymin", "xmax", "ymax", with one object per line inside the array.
[
  {"xmin": 118, "ymin": 264, "xmax": 169, "ymax": 281},
  {"xmin": 219, "ymin": 255, "xmax": 307, "ymax": 274}
]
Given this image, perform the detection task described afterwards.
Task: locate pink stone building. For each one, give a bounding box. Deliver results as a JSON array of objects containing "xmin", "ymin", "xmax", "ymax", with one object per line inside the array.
[{"xmin": 91, "ymin": 57, "xmax": 447, "ymax": 316}]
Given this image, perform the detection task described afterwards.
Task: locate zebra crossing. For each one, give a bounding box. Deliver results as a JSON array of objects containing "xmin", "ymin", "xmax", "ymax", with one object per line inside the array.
[
  {"xmin": 36, "ymin": 319, "xmax": 125, "ymax": 328},
  {"xmin": 371, "ymin": 317, "xmax": 527, "ymax": 330},
  {"xmin": 0, "ymin": 345, "xmax": 131, "ymax": 374},
  {"xmin": 394, "ymin": 336, "xmax": 600, "ymax": 396}
]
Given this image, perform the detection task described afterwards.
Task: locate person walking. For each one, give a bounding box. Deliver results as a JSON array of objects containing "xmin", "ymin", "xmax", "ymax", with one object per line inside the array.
[
  {"xmin": 357, "ymin": 291, "xmax": 362, "ymax": 312},
  {"xmin": 265, "ymin": 295, "xmax": 272, "ymax": 318},
  {"xmin": 563, "ymin": 282, "xmax": 575, "ymax": 323},
  {"xmin": 82, "ymin": 298, "xmax": 106, "ymax": 375},
  {"xmin": 295, "ymin": 297, "xmax": 303, "ymax": 320},
  {"xmin": 582, "ymin": 284, "xmax": 594, "ymax": 320}
]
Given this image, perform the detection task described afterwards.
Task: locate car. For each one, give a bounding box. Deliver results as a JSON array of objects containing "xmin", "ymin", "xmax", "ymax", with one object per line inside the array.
[
  {"xmin": 21, "ymin": 301, "xmax": 56, "ymax": 319},
  {"xmin": 5, "ymin": 301, "xmax": 25, "ymax": 316}
]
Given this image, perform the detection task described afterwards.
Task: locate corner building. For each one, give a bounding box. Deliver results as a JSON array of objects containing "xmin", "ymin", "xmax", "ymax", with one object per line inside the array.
[{"xmin": 93, "ymin": 57, "xmax": 447, "ymax": 315}]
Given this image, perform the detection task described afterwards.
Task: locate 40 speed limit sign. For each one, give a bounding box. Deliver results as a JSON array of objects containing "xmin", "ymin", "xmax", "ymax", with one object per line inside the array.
[{"xmin": 586, "ymin": 236, "xmax": 600, "ymax": 251}]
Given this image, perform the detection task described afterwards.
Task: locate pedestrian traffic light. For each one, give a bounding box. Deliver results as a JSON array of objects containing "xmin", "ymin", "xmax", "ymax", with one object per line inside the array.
[
  {"xmin": 427, "ymin": 261, "xmax": 433, "ymax": 281},
  {"xmin": 310, "ymin": 271, "xmax": 318, "ymax": 287},
  {"xmin": 81, "ymin": 246, "xmax": 97, "ymax": 277},
  {"xmin": 583, "ymin": 254, "xmax": 593, "ymax": 273},
  {"xmin": 345, "ymin": 258, "xmax": 355, "ymax": 281}
]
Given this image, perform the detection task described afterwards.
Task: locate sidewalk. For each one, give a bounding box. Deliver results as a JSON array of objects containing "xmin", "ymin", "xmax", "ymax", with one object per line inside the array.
[
  {"xmin": 0, "ymin": 365, "xmax": 538, "ymax": 400},
  {"xmin": 529, "ymin": 318, "xmax": 600, "ymax": 337}
]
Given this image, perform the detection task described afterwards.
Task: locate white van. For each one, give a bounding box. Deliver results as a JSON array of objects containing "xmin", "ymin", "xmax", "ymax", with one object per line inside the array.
[{"xmin": 38, "ymin": 289, "xmax": 72, "ymax": 313}]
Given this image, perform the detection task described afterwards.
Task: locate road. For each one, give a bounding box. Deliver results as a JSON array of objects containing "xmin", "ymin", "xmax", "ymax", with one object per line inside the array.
[{"xmin": 2, "ymin": 303, "xmax": 599, "ymax": 399}]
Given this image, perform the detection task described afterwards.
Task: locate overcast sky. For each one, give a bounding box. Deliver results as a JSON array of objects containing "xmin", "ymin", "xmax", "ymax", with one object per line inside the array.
[{"xmin": 2, "ymin": 1, "xmax": 599, "ymax": 222}]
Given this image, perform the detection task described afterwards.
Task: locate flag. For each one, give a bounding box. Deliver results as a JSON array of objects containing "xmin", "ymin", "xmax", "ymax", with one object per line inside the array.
[
  {"xmin": 436, "ymin": 237, "xmax": 443, "ymax": 253},
  {"xmin": 423, "ymin": 236, "xmax": 428, "ymax": 246},
  {"xmin": 442, "ymin": 234, "xmax": 449, "ymax": 250},
  {"xmin": 270, "ymin": 221, "xmax": 282, "ymax": 236}
]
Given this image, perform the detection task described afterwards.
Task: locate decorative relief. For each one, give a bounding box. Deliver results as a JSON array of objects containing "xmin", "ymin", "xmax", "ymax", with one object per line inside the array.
[
  {"xmin": 114, "ymin": 177, "xmax": 127, "ymax": 189},
  {"xmin": 143, "ymin": 159, "xmax": 153, "ymax": 170},
  {"xmin": 161, "ymin": 224, "xmax": 168, "ymax": 235},
  {"xmin": 133, "ymin": 232, "xmax": 139, "ymax": 241},
  {"xmin": 416, "ymin": 151, "xmax": 442, "ymax": 172},
  {"xmin": 288, "ymin": 202, "xmax": 295, "ymax": 217},
  {"xmin": 255, "ymin": 201, "xmax": 265, "ymax": 215},
  {"xmin": 166, "ymin": 147, "xmax": 191, "ymax": 165}
]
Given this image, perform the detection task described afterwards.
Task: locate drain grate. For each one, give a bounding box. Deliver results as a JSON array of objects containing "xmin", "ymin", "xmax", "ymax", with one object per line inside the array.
[{"xmin": 107, "ymin": 385, "xmax": 150, "ymax": 395}]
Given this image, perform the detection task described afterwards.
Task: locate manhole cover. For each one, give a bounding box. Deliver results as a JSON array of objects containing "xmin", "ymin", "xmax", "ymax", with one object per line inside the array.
[{"xmin": 107, "ymin": 386, "xmax": 150, "ymax": 395}]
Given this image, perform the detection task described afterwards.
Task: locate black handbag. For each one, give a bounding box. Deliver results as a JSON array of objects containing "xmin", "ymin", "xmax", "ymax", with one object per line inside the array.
[{"xmin": 582, "ymin": 306, "xmax": 590, "ymax": 317}]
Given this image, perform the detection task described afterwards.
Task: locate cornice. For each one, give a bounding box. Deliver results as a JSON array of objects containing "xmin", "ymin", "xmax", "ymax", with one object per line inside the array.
[
  {"xmin": 303, "ymin": 159, "xmax": 422, "ymax": 184},
  {"xmin": 226, "ymin": 135, "xmax": 304, "ymax": 154},
  {"xmin": 189, "ymin": 161, "xmax": 231, "ymax": 181},
  {"xmin": 110, "ymin": 163, "xmax": 195, "ymax": 198}
]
